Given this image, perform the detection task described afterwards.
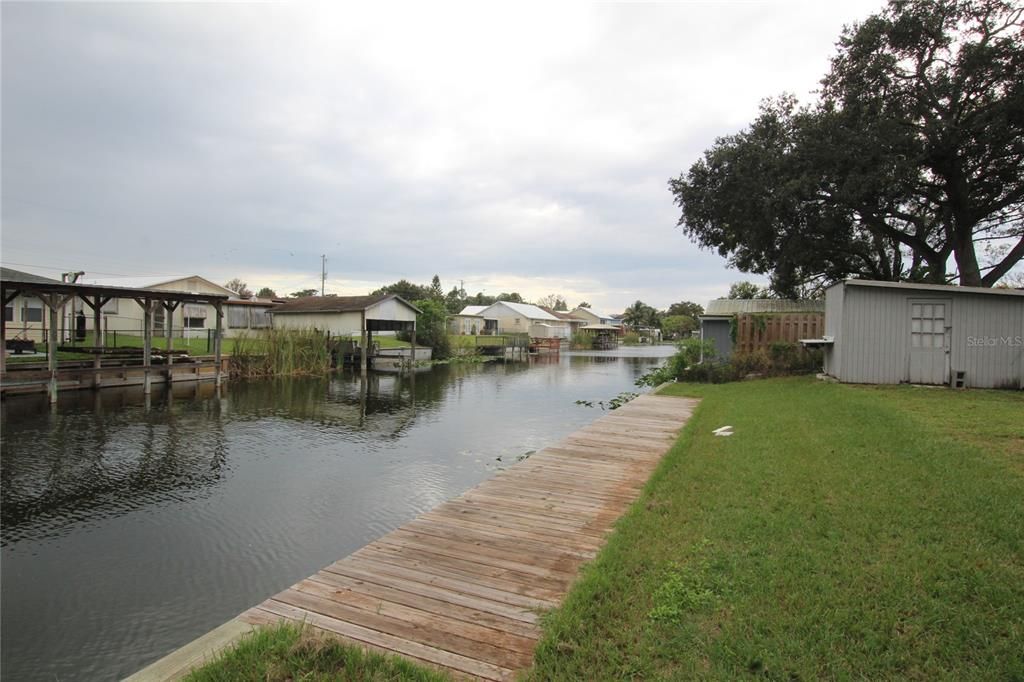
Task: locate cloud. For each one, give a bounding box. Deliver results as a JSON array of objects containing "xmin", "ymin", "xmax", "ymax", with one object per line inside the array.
[{"xmin": 2, "ymin": 1, "xmax": 883, "ymax": 311}]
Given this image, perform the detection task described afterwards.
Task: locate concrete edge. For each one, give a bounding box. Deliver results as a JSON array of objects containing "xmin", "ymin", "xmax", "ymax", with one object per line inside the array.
[{"xmin": 122, "ymin": 618, "xmax": 255, "ymax": 681}]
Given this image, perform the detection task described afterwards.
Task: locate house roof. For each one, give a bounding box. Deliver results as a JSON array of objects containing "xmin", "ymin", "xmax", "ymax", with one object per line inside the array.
[
  {"xmin": 487, "ymin": 301, "xmax": 560, "ymax": 321},
  {"xmin": 270, "ymin": 294, "xmax": 421, "ymax": 314},
  {"xmin": 460, "ymin": 305, "xmax": 491, "ymax": 316},
  {"xmin": 838, "ymin": 278, "xmax": 1024, "ymax": 297},
  {"xmin": 79, "ymin": 274, "xmax": 240, "ymax": 297},
  {"xmin": 539, "ymin": 306, "xmax": 581, "ymax": 321},
  {"xmin": 569, "ymin": 307, "xmax": 621, "ymax": 322},
  {"xmin": 0, "ymin": 267, "xmax": 63, "ymax": 285},
  {"xmin": 705, "ymin": 298, "xmax": 825, "ymax": 315}
]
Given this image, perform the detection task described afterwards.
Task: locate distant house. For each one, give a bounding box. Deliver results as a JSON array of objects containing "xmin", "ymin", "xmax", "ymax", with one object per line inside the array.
[
  {"xmin": 72, "ymin": 275, "xmax": 280, "ymax": 339},
  {"xmin": 699, "ymin": 298, "xmax": 825, "ymax": 360},
  {"xmin": 448, "ymin": 313, "xmax": 485, "ymax": 335},
  {"xmin": 568, "ymin": 307, "xmax": 623, "ymax": 329},
  {"xmin": 540, "ymin": 307, "xmax": 587, "ymax": 335},
  {"xmin": 477, "ymin": 301, "xmax": 571, "ymax": 338},
  {"xmin": 814, "ymin": 279, "xmax": 1023, "ymax": 389},
  {"xmin": 455, "ymin": 306, "xmax": 499, "ymax": 335},
  {"xmin": 270, "ymin": 294, "xmax": 420, "ymax": 338},
  {"xmin": 2, "ymin": 268, "xmax": 61, "ymax": 343}
]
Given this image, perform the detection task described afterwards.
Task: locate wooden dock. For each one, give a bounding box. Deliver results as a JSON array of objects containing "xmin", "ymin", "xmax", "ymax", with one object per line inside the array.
[{"xmin": 127, "ymin": 394, "xmax": 697, "ymax": 681}]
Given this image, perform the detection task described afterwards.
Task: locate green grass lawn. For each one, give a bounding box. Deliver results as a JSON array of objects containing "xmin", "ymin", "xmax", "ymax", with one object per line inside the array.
[
  {"xmin": 181, "ymin": 377, "xmax": 1023, "ymax": 681},
  {"xmin": 338, "ymin": 334, "xmax": 410, "ymax": 349},
  {"xmin": 527, "ymin": 377, "xmax": 1024, "ymax": 680}
]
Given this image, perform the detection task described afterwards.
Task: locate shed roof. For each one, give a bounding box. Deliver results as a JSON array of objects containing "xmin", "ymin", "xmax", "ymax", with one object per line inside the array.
[
  {"xmin": 270, "ymin": 294, "xmax": 421, "ymax": 314},
  {"xmin": 705, "ymin": 298, "xmax": 825, "ymax": 315},
  {"xmin": 837, "ymin": 279, "xmax": 1024, "ymax": 297}
]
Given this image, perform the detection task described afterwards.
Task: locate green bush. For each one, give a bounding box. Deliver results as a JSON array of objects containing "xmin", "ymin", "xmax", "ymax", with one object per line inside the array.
[{"xmin": 408, "ymin": 299, "xmax": 451, "ymax": 360}]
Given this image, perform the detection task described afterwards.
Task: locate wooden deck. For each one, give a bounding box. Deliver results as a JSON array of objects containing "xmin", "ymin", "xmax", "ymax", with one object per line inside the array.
[{"xmin": 238, "ymin": 394, "xmax": 697, "ymax": 680}]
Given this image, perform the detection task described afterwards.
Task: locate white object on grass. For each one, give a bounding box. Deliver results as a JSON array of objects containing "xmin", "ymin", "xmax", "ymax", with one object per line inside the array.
[{"xmin": 712, "ymin": 425, "xmax": 734, "ymax": 437}]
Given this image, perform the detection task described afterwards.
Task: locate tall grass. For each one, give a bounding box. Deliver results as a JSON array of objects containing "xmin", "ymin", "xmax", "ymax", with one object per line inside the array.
[
  {"xmin": 570, "ymin": 331, "xmax": 594, "ymax": 350},
  {"xmin": 229, "ymin": 329, "xmax": 331, "ymax": 377}
]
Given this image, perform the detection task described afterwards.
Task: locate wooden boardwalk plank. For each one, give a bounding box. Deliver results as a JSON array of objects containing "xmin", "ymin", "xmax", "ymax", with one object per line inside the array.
[{"xmin": 234, "ymin": 394, "xmax": 697, "ymax": 680}]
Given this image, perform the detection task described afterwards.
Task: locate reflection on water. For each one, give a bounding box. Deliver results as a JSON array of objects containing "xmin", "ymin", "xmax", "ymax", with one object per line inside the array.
[{"xmin": 1, "ymin": 347, "xmax": 673, "ymax": 680}]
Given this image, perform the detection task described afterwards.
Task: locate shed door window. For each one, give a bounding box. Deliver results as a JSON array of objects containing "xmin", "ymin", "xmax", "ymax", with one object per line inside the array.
[{"xmin": 911, "ymin": 303, "xmax": 945, "ymax": 348}]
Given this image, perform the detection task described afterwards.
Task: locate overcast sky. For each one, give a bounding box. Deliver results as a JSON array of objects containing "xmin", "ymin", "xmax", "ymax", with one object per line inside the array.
[{"xmin": 2, "ymin": 1, "xmax": 884, "ymax": 312}]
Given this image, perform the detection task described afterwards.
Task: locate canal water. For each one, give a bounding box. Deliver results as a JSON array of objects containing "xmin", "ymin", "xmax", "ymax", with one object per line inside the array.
[{"xmin": 1, "ymin": 347, "xmax": 674, "ymax": 680}]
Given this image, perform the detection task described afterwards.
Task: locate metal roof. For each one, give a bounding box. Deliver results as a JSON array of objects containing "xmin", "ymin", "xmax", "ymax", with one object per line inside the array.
[
  {"xmin": 460, "ymin": 305, "xmax": 490, "ymax": 316},
  {"xmin": 270, "ymin": 294, "xmax": 421, "ymax": 314},
  {"xmin": 487, "ymin": 301, "xmax": 561, "ymax": 321},
  {"xmin": 705, "ymin": 298, "xmax": 825, "ymax": 315},
  {"xmin": 1, "ymin": 268, "xmax": 229, "ymax": 303},
  {"xmin": 837, "ymin": 278, "xmax": 1024, "ymax": 297},
  {"xmin": 0, "ymin": 267, "xmax": 63, "ymax": 285}
]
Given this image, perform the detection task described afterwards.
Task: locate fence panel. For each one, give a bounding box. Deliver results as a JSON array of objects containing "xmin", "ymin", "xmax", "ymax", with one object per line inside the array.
[{"xmin": 734, "ymin": 313, "xmax": 824, "ymax": 355}]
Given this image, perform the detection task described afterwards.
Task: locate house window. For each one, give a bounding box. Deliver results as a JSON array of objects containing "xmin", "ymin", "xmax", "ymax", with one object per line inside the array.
[
  {"xmin": 24, "ymin": 299, "xmax": 43, "ymax": 323},
  {"xmin": 226, "ymin": 305, "xmax": 249, "ymax": 329},
  {"xmin": 250, "ymin": 308, "xmax": 270, "ymax": 328},
  {"xmin": 4, "ymin": 305, "xmax": 13, "ymax": 322},
  {"xmin": 911, "ymin": 303, "xmax": 946, "ymax": 348},
  {"xmin": 183, "ymin": 304, "xmax": 207, "ymax": 329}
]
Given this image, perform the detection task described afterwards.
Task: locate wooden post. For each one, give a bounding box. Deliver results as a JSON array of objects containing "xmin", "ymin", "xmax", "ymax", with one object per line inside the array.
[
  {"xmin": 214, "ymin": 301, "xmax": 223, "ymax": 387},
  {"xmin": 410, "ymin": 323, "xmax": 417, "ymax": 370},
  {"xmin": 141, "ymin": 298, "xmax": 153, "ymax": 395},
  {"xmin": 163, "ymin": 301, "xmax": 179, "ymax": 382},
  {"xmin": 0, "ymin": 286, "xmax": 7, "ymax": 378},
  {"xmin": 366, "ymin": 327, "xmax": 373, "ymax": 370},
  {"xmin": 47, "ymin": 296, "xmax": 59, "ymax": 403},
  {"xmin": 80, "ymin": 295, "xmax": 109, "ymax": 389},
  {"xmin": 359, "ymin": 311, "xmax": 367, "ymax": 374},
  {"xmin": 92, "ymin": 297, "xmax": 103, "ymax": 387}
]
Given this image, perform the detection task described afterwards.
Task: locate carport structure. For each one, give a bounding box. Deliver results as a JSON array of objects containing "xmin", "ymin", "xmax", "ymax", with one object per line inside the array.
[{"xmin": 1, "ymin": 267, "xmax": 230, "ymax": 403}]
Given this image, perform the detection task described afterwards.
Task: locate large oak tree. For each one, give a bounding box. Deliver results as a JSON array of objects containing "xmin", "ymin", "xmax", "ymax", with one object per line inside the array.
[{"xmin": 670, "ymin": 0, "xmax": 1023, "ymax": 295}]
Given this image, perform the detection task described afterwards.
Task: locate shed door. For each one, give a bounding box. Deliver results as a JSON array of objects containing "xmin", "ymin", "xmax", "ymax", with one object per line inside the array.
[{"xmin": 908, "ymin": 300, "xmax": 950, "ymax": 385}]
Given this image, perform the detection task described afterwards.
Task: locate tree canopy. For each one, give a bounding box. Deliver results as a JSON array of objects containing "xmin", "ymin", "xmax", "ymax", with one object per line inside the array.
[
  {"xmin": 290, "ymin": 288, "xmax": 318, "ymax": 298},
  {"xmin": 727, "ymin": 281, "xmax": 768, "ymax": 300},
  {"xmin": 666, "ymin": 300, "xmax": 704, "ymax": 318},
  {"xmin": 371, "ymin": 279, "xmax": 431, "ymax": 301},
  {"xmin": 224, "ymin": 278, "xmax": 252, "ymax": 298},
  {"xmin": 255, "ymin": 286, "xmax": 277, "ymax": 299},
  {"xmin": 670, "ymin": 0, "xmax": 1024, "ymax": 295},
  {"xmin": 623, "ymin": 300, "xmax": 661, "ymax": 329},
  {"xmin": 536, "ymin": 293, "xmax": 568, "ymax": 311}
]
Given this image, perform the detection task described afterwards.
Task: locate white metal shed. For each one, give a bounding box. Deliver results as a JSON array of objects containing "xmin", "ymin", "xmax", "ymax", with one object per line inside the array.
[{"xmin": 820, "ymin": 280, "xmax": 1023, "ymax": 389}]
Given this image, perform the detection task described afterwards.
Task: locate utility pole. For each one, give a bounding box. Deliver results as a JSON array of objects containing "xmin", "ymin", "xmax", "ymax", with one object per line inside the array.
[{"xmin": 321, "ymin": 255, "xmax": 327, "ymax": 297}]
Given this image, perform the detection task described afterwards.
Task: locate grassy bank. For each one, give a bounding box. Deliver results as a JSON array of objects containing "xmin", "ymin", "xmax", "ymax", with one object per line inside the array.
[
  {"xmin": 184, "ymin": 622, "xmax": 447, "ymax": 682},
  {"xmin": 528, "ymin": 378, "xmax": 1024, "ymax": 680}
]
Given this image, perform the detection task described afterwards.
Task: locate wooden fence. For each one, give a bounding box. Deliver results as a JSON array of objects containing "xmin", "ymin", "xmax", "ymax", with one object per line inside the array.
[{"xmin": 733, "ymin": 313, "xmax": 824, "ymax": 355}]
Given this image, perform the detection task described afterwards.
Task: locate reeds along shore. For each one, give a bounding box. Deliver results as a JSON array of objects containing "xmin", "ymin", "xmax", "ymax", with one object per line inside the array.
[{"xmin": 229, "ymin": 329, "xmax": 331, "ymax": 377}]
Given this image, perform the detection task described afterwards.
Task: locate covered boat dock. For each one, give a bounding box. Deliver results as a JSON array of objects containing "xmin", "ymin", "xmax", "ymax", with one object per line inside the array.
[{"xmin": 1, "ymin": 267, "xmax": 230, "ymax": 402}]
